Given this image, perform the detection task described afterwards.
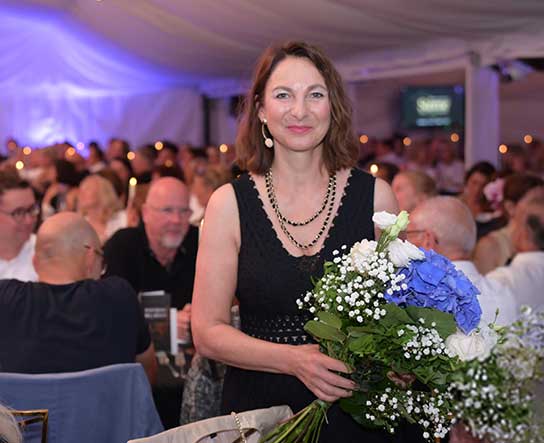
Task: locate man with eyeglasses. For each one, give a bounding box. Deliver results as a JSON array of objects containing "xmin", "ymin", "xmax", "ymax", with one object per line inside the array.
[
  {"xmin": 0, "ymin": 212, "xmax": 157, "ymax": 383},
  {"xmin": 103, "ymin": 177, "xmax": 198, "ymax": 342},
  {"xmin": 407, "ymin": 196, "xmax": 517, "ymax": 327},
  {"xmin": 0, "ymin": 171, "xmax": 39, "ymax": 281}
]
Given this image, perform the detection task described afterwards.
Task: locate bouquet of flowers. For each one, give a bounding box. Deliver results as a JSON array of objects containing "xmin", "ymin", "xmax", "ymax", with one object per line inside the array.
[
  {"xmin": 449, "ymin": 306, "xmax": 544, "ymax": 443},
  {"xmin": 261, "ymin": 211, "xmax": 482, "ymax": 443}
]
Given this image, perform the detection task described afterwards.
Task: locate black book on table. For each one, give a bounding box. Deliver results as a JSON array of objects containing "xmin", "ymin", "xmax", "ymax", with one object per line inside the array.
[{"xmin": 138, "ymin": 290, "xmax": 176, "ymax": 354}]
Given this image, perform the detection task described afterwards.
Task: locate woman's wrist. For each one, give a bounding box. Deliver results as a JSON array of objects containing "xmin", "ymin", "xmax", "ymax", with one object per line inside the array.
[{"xmin": 277, "ymin": 344, "xmax": 297, "ymax": 376}]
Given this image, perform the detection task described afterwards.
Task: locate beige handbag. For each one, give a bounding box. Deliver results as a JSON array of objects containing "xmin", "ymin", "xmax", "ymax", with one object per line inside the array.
[{"xmin": 127, "ymin": 405, "xmax": 293, "ymax": 443}]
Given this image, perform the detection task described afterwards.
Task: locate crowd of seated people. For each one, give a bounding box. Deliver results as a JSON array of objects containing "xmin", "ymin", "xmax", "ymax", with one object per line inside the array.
[
  {"xmin": 0, "ymin": 133, "xmax": 543, "ymax": 436},
  {"xmin": 361, "ymin": 134, "xmax": 544, "ymax": 315},
  {"xmin": 0, "ymin": 138, "xmax": 235, "ymax": 429}
]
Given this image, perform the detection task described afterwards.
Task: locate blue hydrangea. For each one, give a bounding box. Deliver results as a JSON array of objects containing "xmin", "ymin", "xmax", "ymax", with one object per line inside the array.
[{"xmin": 385, "ymin": 249, "xmax": 482, "ymax": 334}]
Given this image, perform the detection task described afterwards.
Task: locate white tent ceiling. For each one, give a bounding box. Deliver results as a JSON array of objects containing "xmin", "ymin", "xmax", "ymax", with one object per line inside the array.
[{"xmin": 4, "ymin": 0, "xmax": 544, "ymax": 95}]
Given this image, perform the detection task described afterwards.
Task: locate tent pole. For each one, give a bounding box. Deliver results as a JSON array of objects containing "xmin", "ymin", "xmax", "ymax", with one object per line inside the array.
[{"xmin": 464, "ymin": 52, "xmax": 500, "ymax": 168}]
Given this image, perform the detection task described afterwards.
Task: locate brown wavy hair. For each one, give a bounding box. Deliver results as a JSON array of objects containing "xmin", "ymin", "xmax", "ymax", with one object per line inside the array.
[{"xmin": 235, "ymin": 41, "xmax": 359, "ymax": 175}]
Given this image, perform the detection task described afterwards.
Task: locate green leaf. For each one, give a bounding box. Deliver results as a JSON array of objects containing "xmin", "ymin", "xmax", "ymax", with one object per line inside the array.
[
  {"xmin": 339, "ymin": 391, "xmax": 367, "ymax": 411},
  {"xmin": 348, "ymin": 334, "xmax": 376, "ymax": 355},
  {"xmin": 316, "ymin": 311, "xmax": 342, "ymax": 329},
  {"xmin": 339, "ymin": 394, "xmax": 381, "ymax": 429},
  {"xmin": 304, "ymin": 321, "xmax": 346, "ymax": 343},
  {"xmin": 405, "ymin": 306, "xmax": 457, "ymax": 338},
  {"xmin": 413, "ymin": 366, "xmax": 433, "ymax": 384},
  {"xmin": 380, "ymin": 303, "xmax": 415, "ymax": 328},
  {"xmin": 428, "ymin": 370, "xmax": 448, "ymax": 386},
  {"xmin": 347, "ymin": 326, "xmax": 376, "ymax": 337}
]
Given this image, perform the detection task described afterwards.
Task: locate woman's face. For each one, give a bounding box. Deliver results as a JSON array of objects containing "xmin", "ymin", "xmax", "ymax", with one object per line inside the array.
[
  {"xmin": 258, "ymin": 56, "xmax": 331, "ymax": 154},
  {"xmin": 110, "ymin": 159, "xmax": 130, "ymax": 184},
  {"xmin": 392, "ymin": 174, "xmax": 419, "ymax": 212},
  {"xmin": 464, "ymin": 171, "xmax": 488, "ymax": 201}
]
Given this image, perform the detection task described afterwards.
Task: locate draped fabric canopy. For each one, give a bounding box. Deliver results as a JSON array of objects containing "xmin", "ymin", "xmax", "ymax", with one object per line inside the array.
[
  {"xmin": 6, "ymin": 0, "xmax": 544, "ymax": 88},
  {"xmin": 1, "ymin": 0, "xmax": 544, "ymax": 147}
]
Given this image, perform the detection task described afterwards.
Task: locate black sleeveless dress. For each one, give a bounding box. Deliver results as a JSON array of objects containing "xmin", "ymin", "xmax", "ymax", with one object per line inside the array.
[{"xmin": 222, "ymin": 168, "xmax": 401, "ymax": 443}]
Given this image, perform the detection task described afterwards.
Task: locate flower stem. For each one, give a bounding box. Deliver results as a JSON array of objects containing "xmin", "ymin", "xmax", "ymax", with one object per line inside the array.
[{"xmin": 259, "ymin": 401, "xmax": 331, "ymax": 443}]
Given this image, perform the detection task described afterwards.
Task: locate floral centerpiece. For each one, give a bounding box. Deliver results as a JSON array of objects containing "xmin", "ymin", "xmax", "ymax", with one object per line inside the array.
[{"xmin": 261, "ymin": 211, "xmax": 482, "ymax": 443}]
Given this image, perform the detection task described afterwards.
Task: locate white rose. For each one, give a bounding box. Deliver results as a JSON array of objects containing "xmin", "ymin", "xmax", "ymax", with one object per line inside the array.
[
  {"xmin": 513, "ymin": 359, "xmax": 536, "ymax": 380},
  {"xmin": 387, "ymin": 239, "xmax": 425, "ymax": 267},
  {"xmin": 372, "ymin": 211, "xmax": 398, "ymax": 229},
  {"xmin": 350, "ymin": 239, "xmax": 377, "ymax": 272},
  {"xmin": 446, "ymin": 328, "xmax": 498, "ymax": 362}
]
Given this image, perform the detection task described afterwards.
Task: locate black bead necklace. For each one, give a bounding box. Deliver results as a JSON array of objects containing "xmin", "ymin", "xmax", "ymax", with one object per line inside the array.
[
  {"xmin": 265, "ymin": 169, "xmax": 335, "ymax": 227},
  {"xmin": 265, "ymin": 169, "xmax": 337, "ymax": 250}
]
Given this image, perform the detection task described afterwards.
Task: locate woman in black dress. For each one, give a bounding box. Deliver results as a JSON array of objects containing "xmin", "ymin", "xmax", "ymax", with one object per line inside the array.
[{"xmin": 192, "ymin": 41, "xmax": 399, "ymax": 442}]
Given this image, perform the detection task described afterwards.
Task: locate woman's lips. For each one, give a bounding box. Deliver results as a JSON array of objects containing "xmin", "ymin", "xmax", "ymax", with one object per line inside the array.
[{"xmin": 287, "ymin": 125, "xmax": 312, "ymax": 134}]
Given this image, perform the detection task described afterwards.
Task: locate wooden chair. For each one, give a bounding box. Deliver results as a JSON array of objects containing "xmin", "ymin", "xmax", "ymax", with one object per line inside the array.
[{"xmin": 13, "ymin": 409, "xmax": 49, "ymax": 443}]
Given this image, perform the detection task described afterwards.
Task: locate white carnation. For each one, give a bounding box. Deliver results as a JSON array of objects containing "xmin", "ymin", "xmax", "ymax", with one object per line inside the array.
[
  {"xmin": 350, "ymin": 239, "xmax": 377, "ymax": 272},
  {"xmin": 372, "ymin": 211, "xmax": 398, "ymax": 229},
  {"xmin": 446, "ymin": 328, "xmax": 498, "ymax": 362},
  {"xmin": 387, "ymin": 239, "xmax": 425, "ymax": 267}
]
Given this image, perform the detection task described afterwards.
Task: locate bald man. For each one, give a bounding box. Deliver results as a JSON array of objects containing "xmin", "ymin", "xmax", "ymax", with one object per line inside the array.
[
  {"xmin": 487, "ymin": 189, "xmax": 544, "ymax": 310},
  {"xmin": 407, "ymin": 196, "xmax": 517, "ymax": 326},
  {"xmin": 103, "ymin": 177, "xmax": 198, "ymax": 340},
  {"xmin": 0, "ymin": 213, "xmax": 156, "ymax": 382}
]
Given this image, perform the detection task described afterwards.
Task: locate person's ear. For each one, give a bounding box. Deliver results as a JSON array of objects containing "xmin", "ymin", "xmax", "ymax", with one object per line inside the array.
[
  {"xmin": 504, "ymin": 200, "xmax": 516, "ymax": 219},
  {"xmin": 84, "ymin": 246, "xmax": 103, "ymax": 280},
  {"xmin": 141, "ymin": 203, "xmax": 149, "ymax": 224},
  {"xmin": 257, "ymin": 101, "xmax": 265, "ymax": 122},
  {"xmin": 421, "ymin": 229, "xmax": 438, "ymax": 251},
  {"xmin": 83, "ymin": 247, "xmax": 95, "ymax": 279}
]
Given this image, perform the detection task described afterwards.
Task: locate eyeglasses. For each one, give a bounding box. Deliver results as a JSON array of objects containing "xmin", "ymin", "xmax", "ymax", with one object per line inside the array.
[
  {"xmin": 0, "ymin": 203, "xmax": 40, "ymax": 222},
  {"xmin": 84, "ymin": 244, "xmax": 107, "ymax": 276},
  {"xmin": 148, "ymin": 205, "xmax": 192, "ymax": 217},
  {"xmin": 405, "ymin": 229, "xmax": 439, "ymax": 245},
  {"xmin": 405, "ymin": 229, "xmax": 425, "ymax": 236}
]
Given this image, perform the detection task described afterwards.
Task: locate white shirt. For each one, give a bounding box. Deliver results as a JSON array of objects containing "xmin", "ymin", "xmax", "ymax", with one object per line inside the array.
[
  {"xmin": 189, "ymin": 194, "xmax": 204, "ymax": 227},
  {"xmin": 105, "ymin": 210, "xmax": 128, "ymax": 242},
  {"xmin": 487, "ymin": 251, "xmax": 544, "ymax": 311},
  {"xmin": 376, "ymin": 152, "xmax": 403, "ymax": 167},
  {"xmin": 0, "ymin": 234, "xmax": 38, "ymax": 282},
  {"xmin": 454, "ymin": 260, "xmax": 518, "ymax": 326},
  {"xmin": 88, "ymin": 161, "xmax": 106, "ymax": 173}
]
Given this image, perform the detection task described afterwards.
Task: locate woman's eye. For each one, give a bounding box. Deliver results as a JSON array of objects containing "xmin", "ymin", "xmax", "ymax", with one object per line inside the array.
[
  {"xmin": 310, "ymin": 91, "xmax": 325, "ymax": 99},
  {"xmin": 275, "ymin": 92, "xmax": 289, "ymax": 99}
]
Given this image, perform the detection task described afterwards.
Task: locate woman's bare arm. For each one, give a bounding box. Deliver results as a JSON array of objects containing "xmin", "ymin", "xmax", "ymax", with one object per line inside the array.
[{"xmin": 191, "ymin": 183, "xmax": 356, "ymax": 402}]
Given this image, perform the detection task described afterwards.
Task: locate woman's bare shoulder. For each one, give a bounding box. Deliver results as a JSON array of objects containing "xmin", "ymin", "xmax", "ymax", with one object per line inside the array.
[
  {"xmin": 202, "ymin": 183, "xmax": 240, "ymax": 242},
  {"xmin": 373, "ymin": 177, "xmax": 399, "ymax": 214},
  {"xmin": 207, "ymin": 183, "xmax": 237, "ymax": 214}
]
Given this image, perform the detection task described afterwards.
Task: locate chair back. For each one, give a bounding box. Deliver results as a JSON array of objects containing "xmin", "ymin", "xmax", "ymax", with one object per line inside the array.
[
  {"xmin": 12, "ymin": 409, "xmax": 48, "ymax": 443},
  {"xmin": 0, "ymin": 363, "xmax": 163, "ymax": 443}
]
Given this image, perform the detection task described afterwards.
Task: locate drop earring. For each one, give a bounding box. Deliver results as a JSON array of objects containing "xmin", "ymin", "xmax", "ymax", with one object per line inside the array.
[{"xmin": 261, "ymin": 119, "xmax": 274, "ymax": 149}]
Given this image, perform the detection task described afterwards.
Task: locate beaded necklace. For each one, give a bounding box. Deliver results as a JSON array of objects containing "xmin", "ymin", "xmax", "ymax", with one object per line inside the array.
[{"xmin": 265, "ymin": 169, "xmax": 336, "ymax": 250}]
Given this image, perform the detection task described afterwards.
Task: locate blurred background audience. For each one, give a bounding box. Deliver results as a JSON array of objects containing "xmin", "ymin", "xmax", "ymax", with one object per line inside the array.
[
  {"xmin": 392, "ymin": 170, "xmax": 437, "ymax": 212},
  {"xmin": 1, "ymin": 131, "xmax": 544, "ymax": 431},
  {"xmin": 473, "ymin": 173, "xmax": 544, "ymax": 273}
]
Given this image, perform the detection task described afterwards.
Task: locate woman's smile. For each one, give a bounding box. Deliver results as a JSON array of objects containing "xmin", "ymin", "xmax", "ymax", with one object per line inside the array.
[{"xmin": 287, "ymin": 125, "xmax": 312, "ymax": 134}]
